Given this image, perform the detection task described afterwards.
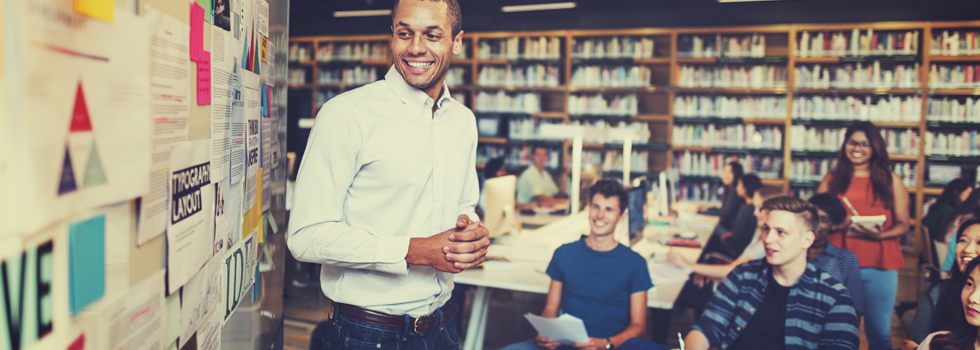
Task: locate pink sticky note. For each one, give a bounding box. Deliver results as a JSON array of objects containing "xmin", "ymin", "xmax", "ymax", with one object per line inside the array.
[
  {"xmin": 190, "ymin": 3, "xmax": 205, "ymax": 61},
  {"xmin": 197, "ymin": 51, "xmax": 211, "ymax": 105}
]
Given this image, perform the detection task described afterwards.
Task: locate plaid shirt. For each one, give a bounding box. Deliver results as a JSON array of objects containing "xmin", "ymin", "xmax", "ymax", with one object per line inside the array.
[{"xmin": 691, "ymin": 259, "xmax": 860, "ymax": 350}]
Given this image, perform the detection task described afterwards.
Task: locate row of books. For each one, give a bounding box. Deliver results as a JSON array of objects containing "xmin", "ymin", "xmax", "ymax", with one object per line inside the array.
[
  {"xmin": 445, "ymin": 67, "xmax": 468, "ymax": 87},
  {"xmin": 582, "ymin": 150, "xmax": 650, "ymax": 172},
  {"xmin": 676, "ymin": 65, "xmax": 788, "ymax": 89},
  {"xmin": 796, "ymin": 29, "xmax": 919, "ymax": 57},
  {"xmin": 455, "ymin": 42, "xmax": 470, "ymax": 60},
  {"xmin": 476, "ymin": 65, "xmax": 562, "ymax": 87},
  {"xmin": 569, "ymin": 120, "xmax": 652, "ymax": 144},
  {"xmin": 476, "ymin": 37, "xmax": 563, "ymax": 60},
  {"xmin": 790, "ymin": 159, "xmax": 916, "ymax": 187},
  {"xmin": 931, "ymin": 30, "xmax": 980, "ymax": 56},
  {"xmin": 794, "ymin": 63, "xmax": 920, "ymax": 89},
  {"xmin": 928, "ymin": 96, "xmax": 980, "ymax": 122},
  {"xmin": 926, "ymin": 130, "xmax": 980, "ymax": 156},
  {"xmin": 676, "ymin": 180, "xmax": 723, "ymax": 203},
  {"xmin": 673, "ymin": 95, "xmax": 787, "ymax": 119},
  {"xmin": 288, "ymin": 43, "xmax": 312, "ymax": 62},
  {"xmin": 569, "ymin": 65, "xmax": 652, "ymax": 88},
  {"xmin": 673, "ymin": 151, "xmax": 783, "ymax": 180},
  {"xmin": 567, "ymin": 93, "xmax": 639, "ymax": 117},
  {"xmin": 317, "ymin": 67, "xmax": 379, "ymax": 85},
  {"xmin": 315, "ymin": 42, "xmax": 388, "ymax": 62},
  {"xmin": 672, "ymin": 124, "xmax": 783, "ymax": 150},
  {"xmin": 476, "ymin": 145, "xmax": 562, "ymax": 169},
  {"xmin": 571, "ymin": 37, "xmax": 656, "ymax": 59},
  {"xmin": 929, "ymin": 64, "xmax": 980, "ymax": 88},
  {"xmin": 789, "ymin": 125, "xmax": 919, "ymax": 154},
  {"xmin": 793, "ymin": 95, "xmax": 922, "ymax": 122},
  {"xmin": 315, "ymin": 89, "xmax": 339, "ymax": 107},
  {"xmin": 475, "ymin": 91, "xmax": 541, "ymax": 114},
  {"xmin": 450, "ymin": 92, "xmax": 467, "ymax": 106},
  {"xmin": 677, "ymin": 34, "xmax": 767, "ymax": 58},
  {"xmin": 289, "ymin": 68, "xmax": 308, "ymax": 85}
]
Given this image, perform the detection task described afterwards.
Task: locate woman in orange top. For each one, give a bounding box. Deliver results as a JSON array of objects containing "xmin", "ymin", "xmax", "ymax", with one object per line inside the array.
[{"xmin": 818, "ymin": 122, "xmax": 911, "ymax": 350}]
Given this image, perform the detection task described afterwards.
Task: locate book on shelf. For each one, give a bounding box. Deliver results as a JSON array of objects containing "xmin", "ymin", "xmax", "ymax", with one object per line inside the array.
[
  {"xmin": 794, "ymin": 62, "xmax": 920, "ymax": 89},
  {"xmin": 672, "ymin": 123, "xmax": 783, "ymax": 150},
  {"xmin": 793, "ymin": 95, "xmax": 921, "ymax": 122},
  {"xmin": 477, "ymin": 37, "xmax": 562, "ymax": 60},
  {"xmin": 796, "ymin": 29, "xmax": 919, "ymax": 57},
  {"xmin": 674, "ymin": 95, "xmax": 787, "ymax": 119},
  {"xmin": 572, "ymin": 36, "xmax": 656, "ymax": 60},
  {"xmin": 674, "ymin": 151, "xmax": 782, "ymax": 180},
  {"xmin": 677, "ymin": 64, "xmax": 787, "ymax": 89},
  {"xmin": 570, "ymin": 65, "xmax": 651, "ymax": 88},
  {"xmin": 926, "ymin": 130, "xmax": 980, "ymax": 157},
  {"xmin": 927, "ymin": 96, "xmax": 980, "ymax": 123},
  {"xmin": 475, "ymin": 91, "xmax": 542, "ymax": 114},
  {"xmin": 567, "ymin": 93, "xmax": 638, "ymax": 117},
  {"xmin": 931, "ymin": 30, "xmax": 980, "ymax": 56},
  {"xmin": 477, "ymin": 64, "xmax": 562, "ymax": 87},
  {"xmin": 316, "ymin": 42, "xmax": 388, "ymax": 62},
  {"xmin": 677, "ymin": 34, "xmax": 766, "ymax": 58},
  {"xmin": 929, "ymin": 64, "xmax": 980, "ymax": 88}
]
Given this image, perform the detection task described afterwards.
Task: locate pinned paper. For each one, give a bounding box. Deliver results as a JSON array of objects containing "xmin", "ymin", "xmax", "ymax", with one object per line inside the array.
[
  {"xmin": 197, "ymin": 52, "xmax": 212, "ymax": 105},
  {"xmin": 190, "ymin": 3, "xmax": 205, "ymax": 61},
  {"xmin": 260, "ymin": 83, "xmax": 268, "ymax": 116},
  {"xmin": 74, "ymin": 0, "xmax": 113, "ymax": 22},
  {"xmin": 260, "ymin": 35, "xmax": 268, "ymax": 63},
  {"xmin": 69, "ymin": 215, "xmax": 107, "ymax": 315}
]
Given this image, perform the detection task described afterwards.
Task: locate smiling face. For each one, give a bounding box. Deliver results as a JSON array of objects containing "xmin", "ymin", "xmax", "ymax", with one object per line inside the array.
[
  {"xmin": 961, "ymin": 264, "xmax": 980, "ymax": 326},
  {"xmin": 762, "ymin": 210, "xmax": 815, "ymax": 267},
  {"xmin": 956, "ymin": 224, "xmax": 980, "ymax": 273},
  {"xmin": 390, "ymin": 0, "xmax": 462, "ymax": 99},
  {"xmin": 844, "ymin": 131, "xmax": 873, "ymax": 166},
  {"xmin": 589, "ymin": 193, "xmax": 622, "ymax": 237}
]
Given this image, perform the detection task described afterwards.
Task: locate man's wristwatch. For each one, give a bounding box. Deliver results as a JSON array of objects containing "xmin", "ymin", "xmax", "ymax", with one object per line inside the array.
[{"xmin": 605, "ymin": 338, "xmax": 614, "ymax": 350}]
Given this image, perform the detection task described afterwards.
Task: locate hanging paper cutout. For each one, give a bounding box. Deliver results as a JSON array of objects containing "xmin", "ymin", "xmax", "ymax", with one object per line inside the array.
[{"xmin": 59, "ymin": 145, "xmax": 79, "ymax": 195}]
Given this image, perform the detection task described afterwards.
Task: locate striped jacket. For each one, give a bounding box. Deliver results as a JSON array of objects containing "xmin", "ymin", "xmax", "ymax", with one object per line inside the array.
[{"xmin": 691, "ymin": 259, "xmax": 860, "ymax": 350}]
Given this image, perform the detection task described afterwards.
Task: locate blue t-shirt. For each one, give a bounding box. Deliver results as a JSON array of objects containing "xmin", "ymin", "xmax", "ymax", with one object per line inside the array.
[{"xmin": 545, "ymin": 238, "xmax": 653, "ymax": 338}]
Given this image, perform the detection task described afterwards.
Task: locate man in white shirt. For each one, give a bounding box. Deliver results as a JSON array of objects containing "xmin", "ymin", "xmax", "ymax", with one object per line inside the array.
[
  {"xmin": 287, "ymin": 0, "xmax": 488, "ymax": 348},
  {"xmin": 516, "ymin": 146, "xmax": 561, "ymax": 207}
]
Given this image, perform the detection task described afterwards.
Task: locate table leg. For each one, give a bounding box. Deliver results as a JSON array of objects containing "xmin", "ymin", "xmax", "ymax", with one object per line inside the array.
[
  {"xmin": 463, "ymin": 286, "xmax": 491, "ymax": 350},
  {"xmin": 648, "ymin": 307, "xmax": 672, "ymax": 345}
]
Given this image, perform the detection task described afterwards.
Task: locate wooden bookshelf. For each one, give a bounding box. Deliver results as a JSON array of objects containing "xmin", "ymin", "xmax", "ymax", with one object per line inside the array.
[{"xmin": 291, "ymin": 21, "xmax": 980, "ymax": 236}]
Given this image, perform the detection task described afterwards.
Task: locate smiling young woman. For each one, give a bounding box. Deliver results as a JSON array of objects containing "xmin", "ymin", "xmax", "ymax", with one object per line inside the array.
[
  {"xmin": 817, "ymin": 121, "xmax": 912, "ymax": 350},
  {"xmin": 917, "ymin": 256, "xmax": 980, "ymax": 350}
]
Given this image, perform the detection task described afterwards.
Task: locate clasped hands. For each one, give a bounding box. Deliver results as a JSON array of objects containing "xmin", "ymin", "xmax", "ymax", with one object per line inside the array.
[{"xmin": 406, "ymin": 214, "xmax": 490, "ymax": 273}]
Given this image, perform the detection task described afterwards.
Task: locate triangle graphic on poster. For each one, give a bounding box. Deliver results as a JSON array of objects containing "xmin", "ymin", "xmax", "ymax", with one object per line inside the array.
[
  {"xmin": 253, "ymin": 31, "xmax": 261, "ymax": 75},
  {"xmin": 83, "ymin": 142, "xmax": 107, "ymax": 187},
  {"xmin": 59, "ymin": 145, "xmax": 78, "ymax": 195},
  {"xmin": 70, "ymin": 81, "xmax": 93, "ymax": 132},
  {"xmin": 241, "ymin": 31, "xmax": 250, "ymax": 71},
  {"xmin": 247, "ymin": 27, "xmax": 256, "ymax": 72}
]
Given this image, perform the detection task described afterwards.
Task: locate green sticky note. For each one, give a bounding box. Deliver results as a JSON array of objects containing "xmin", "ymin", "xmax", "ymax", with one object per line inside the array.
[
  {"xmin": 69, "ymin": 215, "xmax": 106, "ymax": 316},
  {"xmin": 196, "ymin": 0, "xmax": 212, "ymax": 23}
]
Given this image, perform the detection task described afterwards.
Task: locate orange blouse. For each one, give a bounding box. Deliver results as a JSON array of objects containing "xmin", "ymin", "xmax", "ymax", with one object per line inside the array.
[{"xmin": 827, "ymin": 175, "xmax": 906, "ymax": 270}]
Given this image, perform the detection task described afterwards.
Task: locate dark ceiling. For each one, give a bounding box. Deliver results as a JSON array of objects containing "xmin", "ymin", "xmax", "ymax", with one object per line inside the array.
[{"xmin": 289, "ymin": 0, "xmax": 980, "ymax": 37}]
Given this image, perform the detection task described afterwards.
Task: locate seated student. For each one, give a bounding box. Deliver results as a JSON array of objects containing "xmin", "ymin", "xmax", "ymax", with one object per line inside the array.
[
  {"xmin": 500, "ymin": 180, "xmax": 658, "ymax": 350},
  {"xmin": 917, "ymin": 256, "xmax": 980, "ymax": 350},
  {"xmin": 668, "ymin": 186, "xmax": 784, "ymax": 318},
  {"xmin": 699, "ymin": 162, "xmax": 746, "ymax": 228},
  {"xmin": 683, "ymin": 196, "xmax": 860, "ymax": 350},
  {"xmin": 517, "ymin": 147, "xmax": 562, "ymax": 207},
  {"xmin": 941, "ymin": 188, "xmax": 980, "ymax": 272},
  {"xmin": 806, "ymin": 193, "xmax": 865, "ymax": 316},
  {"xmin": 478, "ymin": 156, "xmax": 509, "ymax": 214},
  {"xmin": 908, "ymin": 219, "xmax": 980, "ymax": 346},
  {"xmin": 716, "ymin": 174, "xmax": 763, "ymax": 258},
  {"xmin": 922, "ymin": 179, "xmax": 973, "ymax": 246}
]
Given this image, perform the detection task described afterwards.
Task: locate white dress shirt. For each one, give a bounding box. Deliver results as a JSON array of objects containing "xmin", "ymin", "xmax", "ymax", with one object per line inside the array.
[{"xmin": 287, "ymin": 66, "xmax": 479, "ymax": 317}]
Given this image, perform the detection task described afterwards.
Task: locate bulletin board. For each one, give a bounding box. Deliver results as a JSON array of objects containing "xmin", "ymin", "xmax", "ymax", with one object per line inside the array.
[{"xmin": 0, "ymin": 0, "xmax": 290, "ymax": 348}]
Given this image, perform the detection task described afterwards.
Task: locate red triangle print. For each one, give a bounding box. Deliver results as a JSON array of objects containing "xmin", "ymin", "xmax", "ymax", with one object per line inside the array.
[{"xmin": 70, "ymin": 81, "xmax": 93, "ymax": 132}]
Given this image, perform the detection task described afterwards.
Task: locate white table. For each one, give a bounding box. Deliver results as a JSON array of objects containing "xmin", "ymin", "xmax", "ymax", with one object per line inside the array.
[{"xmin": 455, "ymin": 217, "xmax": 716, "ymax": 350}]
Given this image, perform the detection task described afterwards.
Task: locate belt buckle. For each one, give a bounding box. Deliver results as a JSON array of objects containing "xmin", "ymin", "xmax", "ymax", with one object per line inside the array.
[{"xmin": 412, "ymin": 316, "xmax": 428, "ymax": 334}]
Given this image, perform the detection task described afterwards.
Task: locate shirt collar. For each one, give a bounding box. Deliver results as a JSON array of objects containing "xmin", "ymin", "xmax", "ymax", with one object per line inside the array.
[{"xmin": 384, "ymin": 66, "xmax": 453, "ymax": 117}]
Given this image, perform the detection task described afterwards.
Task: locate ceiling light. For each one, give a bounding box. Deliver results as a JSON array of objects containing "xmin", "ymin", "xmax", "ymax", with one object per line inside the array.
[
  {"xmin": 333, "ymin": 9, "xmax": 392, "ymax": 17},
  {"xmin": 501, "ymin": 2, "xmax": 576, "ymax": 12}
]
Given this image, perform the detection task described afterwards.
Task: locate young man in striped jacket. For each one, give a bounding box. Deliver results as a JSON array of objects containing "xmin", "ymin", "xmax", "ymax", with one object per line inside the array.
[{"xmin": 683, "ymin": 196, "xmax": 860, "ymax": 350}]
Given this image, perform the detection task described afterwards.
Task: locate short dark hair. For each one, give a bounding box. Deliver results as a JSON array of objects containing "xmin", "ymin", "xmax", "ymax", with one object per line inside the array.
[
  {"xmin": 740, "ymin": 174, "xmax": 763, "ymax": 198},
  {"xmin": 808, "ymin": 193, "xmax": 847, "ymax": 225},
  {"xmin": 392, "ymin": 0, "xmax": 462, "ymax": 37},
  {"xmin": 761, "ymin": 196, "xmax": 820, "ymax": 234},
  {"xmin": 590, "ymin": 179, "xmax": 628, "ymax": 214},
  {"xmin": 485, "ymin": 156, "xmax": 506, "ymax": 179}
]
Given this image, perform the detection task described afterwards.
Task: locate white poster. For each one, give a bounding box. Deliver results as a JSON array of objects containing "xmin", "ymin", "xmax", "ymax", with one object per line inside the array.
[
  {"xmin": 243, "ymin": 72, "xmax": 261, "ymax": 211},
  {"xmin": 264, "ymin": 42, "xmax": 276, "ymax": 87},
  {"xmin": 167, "ymin": 140, "xmax": 215, "ymax": 294},
  {"xmin": 256, "ymin": 0, "xmax": 269, "ymax": 38},
  {"xmin": 197, "ymin": 310, "xmax": 222, "ymax": 350},
  {"xmin": 210, "ymin": 25, "xmax": 238, "ymax": 184},
  {"xmin": 261, "ymin": 108, "xmax": 272, "ymax": 212},
  {"xmin": 221, "ymin": 230, "xmax": 256, "ymax": 321},
  {"xmin": 101, "ymin": 270, "xmax": 166, "ymax": 350},
  {"xmin": 140, "ymin": 7, "xmax": 192, "ymax": 246},
  {"xmin": 179, "ymin": 256, "xmax": 222, "ymax": 348},
  {"xmin": 229, "ymin": 72, "xmax": 245, "ymax": 184},
  {"xmin": 15, "ymin": 0, "xmax": 150, "ymax": 234}
]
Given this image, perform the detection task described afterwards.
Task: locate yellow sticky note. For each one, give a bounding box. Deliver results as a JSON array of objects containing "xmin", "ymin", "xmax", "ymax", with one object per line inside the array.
[{"xmin": 74, "ymin": 0, "xmax": 114, "ymax": 22}]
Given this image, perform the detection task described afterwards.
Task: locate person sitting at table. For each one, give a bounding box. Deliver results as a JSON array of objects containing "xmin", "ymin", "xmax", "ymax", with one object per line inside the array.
[
  {"xmin": 499, "ymin": 179, "xmax": 661, "ymax": 350},
  {"xmin": 698, "ymin": 161, "xmax": 745, "ymax": 228},
  {"xmin": 916, "ymin": 256, "xmax": 980, "ymax": 350},
  {"xmin": 668, "ymin": 185, "xmax": 784, "ymax": 319},
  {"xmin": 682, "ymin": 196, "xmax": 860, "ymax": 350},
  {"xmin": 478, "ymin": 156, "xmax": 509, "ymax": 214},
  {"xmin": 922, "ymin": 179, "xmax": 973, "ymax": 249},
  {"xmin": 517, "ymin": 146, "xmax": 563, "ymax": 208},
  {"xmin": 716, "ymin": 174, "xmax": 763, "ymax": 258}
]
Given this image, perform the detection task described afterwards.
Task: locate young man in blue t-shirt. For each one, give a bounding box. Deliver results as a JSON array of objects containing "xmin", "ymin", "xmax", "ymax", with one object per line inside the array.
[{"xmin": 501, "ymin": 180, "xmax": 658, "ymax": 350}]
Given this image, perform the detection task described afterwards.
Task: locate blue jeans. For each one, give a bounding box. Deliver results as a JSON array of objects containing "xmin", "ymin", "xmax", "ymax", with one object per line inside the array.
[
  {"xmin": 499, "ymin": 338, "xmax": 669, "ymax": 350},
  {"xmin": 310, "ymin": 309, "xmax": 459, "ymax": 350},
  {"xmin": 861, "ymin": 267, "xmax": 897, "ymax": 350}
]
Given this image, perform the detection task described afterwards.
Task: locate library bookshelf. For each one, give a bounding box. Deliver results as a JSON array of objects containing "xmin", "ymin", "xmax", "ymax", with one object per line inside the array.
[{"xmin": 289, "ymin": 21, "xmax": 980, "ymax": 248}]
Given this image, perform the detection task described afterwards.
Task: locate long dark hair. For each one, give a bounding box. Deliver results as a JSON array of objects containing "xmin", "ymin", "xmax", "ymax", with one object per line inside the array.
[
  {"xmin": 930, "ymin": 254, "xmax": 980, "ymax": 350},
  {"xmin": 740, "ymin": 174, "xmax": 763, "ymax": 200},
  {"xmin": 722, "ymin": 162, "xmax": 745, "ymax": 205},
  {"xmin": 933, "ymin": 179, "xmax": 973, "ymax": 211},
  {"xmin": 932, "ymin": 219, "xmax": 980, "ymax": 335},
  {"xmin": 940, "ymin": 187, "xmax": 980, "ymax": 240},
  {"xmin": 826, "ymin": 122, "xmax": 895, "ymax": 210}
]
